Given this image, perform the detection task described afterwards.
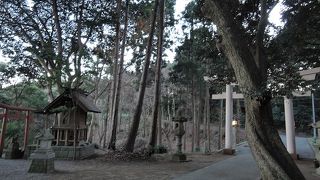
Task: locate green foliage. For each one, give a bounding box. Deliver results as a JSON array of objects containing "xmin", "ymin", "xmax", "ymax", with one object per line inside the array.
[
  {"xmin": 170, "ymin": 1, "xmax": 237, "ymax": 97},
  {"xmin": 0, "ymin": 91, "xmax": 10, "ymax": 104},
  {"xmin": 294, "ymin": 103, "xmax": 312, "ymax": 132},
  {"xmin": 0, "ymin": 0, "xmax": 114, "ymax": 90},
  {"xmin": 5, "ymin": 121, "xmax": 24, "ymax": 140},
  {"xmin": 0, "ymin": 82, "xmax": 48, "ymax": 109},
  {"xmin": 127, "ymin": 0, "xmax": 175, "ymax": 74},
  {"xmin": 271, "ymin": 96, "xmax": 317, "ymax": 133},
  {"xmin": 267, "ymin": 0, "xmax": 320, "ymax": 95},
  {"xmin": 170, "ymin": 25, "xmax": 232, "ymax": 94},
  {"xmin": 0, "ymin": 62, "xmax": 9, "ymax": 84},
  {"xmin": 4, "ymin": 121, "xmax": 24, "ymax": 148}
]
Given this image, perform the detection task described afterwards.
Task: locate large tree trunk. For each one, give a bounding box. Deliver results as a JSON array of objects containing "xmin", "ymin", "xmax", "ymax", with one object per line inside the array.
[
  {"xmin": 87, "ymin": 113, "xmax": 96, "ymax": 143},
  {"xmin": 87, "ymin": 92, "xmax": 97, "ymax": 143},
  {"xmin": 124, "ymin": 0, "xmax": 159, "ymax": 152},
  {"xmin": 167, "ymin": 91, "xmax": 171, "ymax": 122},
  {"xmin": 195, "ymin": 92, "xmax": 201, "ymax": 152},
  {"xmin": 106, "ymin": 0, "xmax": 121, "ymax": 149},
  {"xmin": 51, "ymin": 0, "xmax": 64, "ymax": 92},
  {"xmin": 204, "ymin": 83, "xmax": 211, "ymax": 153},
  {"xmin": 203, "ymin": 1, "xmax": 305, "ymax": 179},
  {"xmin": 149, "ymin": 0, "xmax": 165, "ymax": 149},
  {"xmin": 157, "ymin": 105, "xmax": 162, "ymax": 145},
  {"xmin": 191, "ymin": 78, "xmax": 195, "ymax": 151},
  {"xmin": 46, "ymin": 82, "xmax": 55, "ymax": 102},
  {"xmin": 87, "ymin": 63, "xmax": 105, "ymax": 143},
  {"xmin": 102, "ymin": 89, "xmax": 111, "ymax": 148},
  {"xmin": 108, "ymin": 0, "xmax": 129, "ymax": 150}
]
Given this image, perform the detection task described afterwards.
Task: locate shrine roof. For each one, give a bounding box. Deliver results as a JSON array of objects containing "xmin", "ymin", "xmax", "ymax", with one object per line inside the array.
[
  {"xmin": 41, "ymin": 88, "xmax": 101, "ymax": 114},
  {"xmin": 0, "ymin": 103, "xmax": 35, "ymax": 111}
]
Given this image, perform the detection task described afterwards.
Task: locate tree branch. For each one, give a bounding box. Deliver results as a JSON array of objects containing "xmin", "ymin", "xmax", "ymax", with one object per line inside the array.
[
  {"xmin": 255, "ymin": 0, "xmax": 278, "ymax": 78},
  {"xmin": 51, "ymin": 0, "xmax": 66, "ymax": 79}
]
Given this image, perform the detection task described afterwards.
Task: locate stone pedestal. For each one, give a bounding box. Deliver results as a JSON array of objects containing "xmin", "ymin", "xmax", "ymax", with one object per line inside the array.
[
  {"xmin": 28, "ymin": 129, "xmax": 55, "ymax": 173},
  {"xmin": 316, "ymin": 161, "xmax": 320, "ymax": 176},
  {"xmin": 223, "ymin": 148, "xmax": 235, "ymax": 155},
  {"xmin": 28, "ymin": 152, "xmax": 55, "ymax": 173},
  {"xmin": 290, "ymin": 153, "xmax": 299, "ymax": 160},
  {"xmin": 172, "ymin": 153, "xmax": 186, "ymax": 161}
]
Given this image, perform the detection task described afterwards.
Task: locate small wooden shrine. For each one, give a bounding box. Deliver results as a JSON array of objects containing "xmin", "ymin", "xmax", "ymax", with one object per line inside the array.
[{"xmin": 41, "ymin": 88, "xmax": 101, "ymax": 147}]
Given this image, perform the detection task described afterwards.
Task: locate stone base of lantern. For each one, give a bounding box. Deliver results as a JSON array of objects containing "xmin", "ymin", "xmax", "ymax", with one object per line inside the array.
[
  {"xmin": 28, "ymin": 149, "xmax": 55, "ymax": 173},
  {"xmin": 172, "ymin": 153, "xmax": 187, "ymax": 162},
  {"xmin": 223, "ymin": 148, "xmax": 235, "ymax": 155},
  {"xmin": 289, "ymin": 153, "xmax": 299, "ymax": 160},
  {"xmin": 316, "ymin": 167, "xmax": 320, "ymax": 176}
]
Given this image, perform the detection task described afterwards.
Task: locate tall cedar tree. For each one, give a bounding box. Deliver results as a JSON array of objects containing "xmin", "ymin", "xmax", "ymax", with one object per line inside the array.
[
  {"xmin": 109, "ymin": 0, "xmax": 130, "ymax": 150},
  {"xmin": 108, "ymin": 0, "xmax": 122, "ymax": 150},
  {"xmin": 124, "ymin": 0, "xmax": 159, "ymax": 152},
  {"xmin": 149, "ymin": 0, "xmax": 165, "ymax": 149}
]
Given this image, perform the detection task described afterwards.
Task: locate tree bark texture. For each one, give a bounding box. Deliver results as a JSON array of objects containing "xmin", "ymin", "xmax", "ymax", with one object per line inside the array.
[
  {"xmin": 203, "ymin": 0, "xmax": 305, "ymax": 179},
  {"xmin": 191, "ymin": 78, "xmax": 195, "ymax": 151},
  {"xmin": 51, "ymin": 0, "xmax": 64, "ymax": 92},
  {"xmin": 205, "ymin": 83, "xmax": 211, "ymax": 152},
  {"xmin": 108, "ymin": 0, "xmax": 129, "ymax": 150},
  {"xmin": 87, "ymin": 64, "xmax": 105, "ymax": 143},
  {"xmin": 157, "ymin": 105, "xmax": 162, "ymax": 145},
  {"xmin": 124, "ymin": 0, "xmax": 159, "ymax": 152},
  {"xmin": 149, "ymin": 0, "xmax": 165, "ymax": 148},
  {"xmin": 196, "ymin": 91, "xmax": 203, "ymax": 151},
  {"xmin": 106, "ymin": 10, "xmax": 120, "ymax": 149}
]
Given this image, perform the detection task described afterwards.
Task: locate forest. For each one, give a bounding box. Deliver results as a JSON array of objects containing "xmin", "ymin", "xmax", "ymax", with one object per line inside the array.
[{"xmin": 0, "ymin": 0, "xmax": 319, "ymax": 179}]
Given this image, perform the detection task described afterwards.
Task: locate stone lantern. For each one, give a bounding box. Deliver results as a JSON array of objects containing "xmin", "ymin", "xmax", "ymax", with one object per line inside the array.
[
  {"xmin": 232, "ymin": 119, "xmax": 239, "ymax": 149},
  {"xmin": 28, "ymin": 129, "xmax": 55, "ymax": 173},
  {"xmin": 172, "ymin": 107, "xmax": 188, "ymax": 162}
]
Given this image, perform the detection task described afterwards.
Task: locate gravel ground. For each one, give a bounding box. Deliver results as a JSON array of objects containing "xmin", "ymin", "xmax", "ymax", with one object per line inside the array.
[
  {"xmin": 0, "ymin": 152, "xmax": 228, "ymax": 180},
  {"xmin": 1, "ymin": 152, "xmax": 318, "ymax": 180}
]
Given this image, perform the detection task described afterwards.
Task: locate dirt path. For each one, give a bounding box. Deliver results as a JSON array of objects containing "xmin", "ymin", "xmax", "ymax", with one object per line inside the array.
[
  {"xmin": 1, "ymin": 149, "xmax": 317, "ymax": 179},
  {"xmin": 0, "ymin": 152, "xmax": 229, "ymax": 180}
]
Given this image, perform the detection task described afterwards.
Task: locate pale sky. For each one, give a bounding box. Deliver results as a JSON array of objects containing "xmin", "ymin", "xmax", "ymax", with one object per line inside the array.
[{"xmin": 269, "ymin": 2, "xmax": 284, "ymax": 26}]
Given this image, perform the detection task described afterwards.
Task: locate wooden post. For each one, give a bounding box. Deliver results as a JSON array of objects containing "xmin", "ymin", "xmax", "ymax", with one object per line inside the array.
[
  {"xmin": 57, "ymin": 129, "xmax": 60, "ymax": 146},
  {"xmin": 0, "ymin": 108, "xmax": 8, "ymax": 157},
  {"xmin": 65, "ymin": 130, "xmax": 68, "ymax": 146},
  {"xmin": 23, "ymin": 111, "xmax": 31, "ymax": 150}
]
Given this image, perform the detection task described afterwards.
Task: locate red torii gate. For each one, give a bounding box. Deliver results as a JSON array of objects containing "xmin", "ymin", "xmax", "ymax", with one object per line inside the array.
[{"xmin": 0, "ymin": 103, "xmax": 34, "ymax": 157}]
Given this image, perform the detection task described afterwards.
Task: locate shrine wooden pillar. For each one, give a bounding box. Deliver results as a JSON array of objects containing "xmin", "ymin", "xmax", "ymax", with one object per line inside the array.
[
  {"xmin": 23, "ymin": 111, "xmax": 31, "ymax": 150},
  {"xmin": 65, "ymin": 130, "xmax": 68, "ymax": 146},
  {"xmin": 57, "ymin": 129, "xmax": 60, "ymax": 145},
  {"xmin": 0, "ymin": 108, "xmax": 8, "ymax": 157}
]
